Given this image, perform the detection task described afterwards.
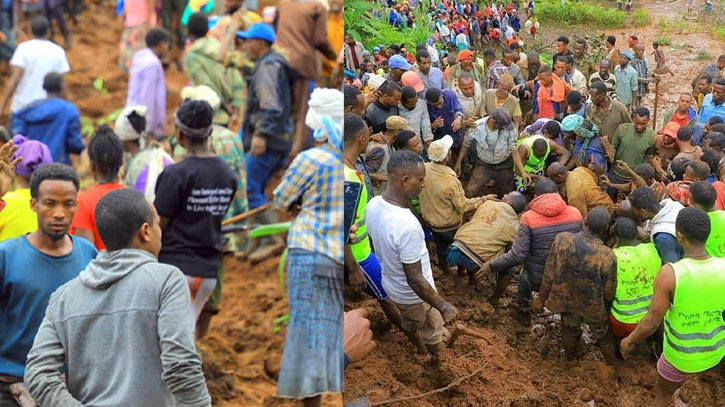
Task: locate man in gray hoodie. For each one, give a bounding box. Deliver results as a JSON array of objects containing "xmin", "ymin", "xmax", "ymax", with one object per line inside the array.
[{"xmin": 24, "ymin": 188, "xmax": 211, "ymax": 407}]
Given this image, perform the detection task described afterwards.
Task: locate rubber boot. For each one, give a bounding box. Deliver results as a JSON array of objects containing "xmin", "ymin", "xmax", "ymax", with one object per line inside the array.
[
  {"xmin": 248, "ymin": 208, "xmax": 286, "ymax": 264},
  {"xmin": 403, "ymin": 328, "xmax": 427, "ymax": 354},
  {"xmin": 196, "ymin": 309, "xmax": 215, "ymax": 340},
  {"xmin": 561, "ymin": 330, "xmax": 581, "ymax": 361}
]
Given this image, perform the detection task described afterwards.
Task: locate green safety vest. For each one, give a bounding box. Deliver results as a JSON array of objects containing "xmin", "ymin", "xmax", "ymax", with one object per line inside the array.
[
  {"xmin": 706, "ymin": 211, "xmax": 725, "ymax": 258},
  {"xmin": 663, "ymin": 257, "xmax": 725, "ymax": 373},
  {"xmin": 517, "ymin": 135, "xmax": 550, "ymax": 173},
  {"xmin": 344, "ymin": 165, "xmax": 372, "ymax": 261},
  {"xmin": 611, "ymin": 243, "xmax": 661, "ymax": 324}
]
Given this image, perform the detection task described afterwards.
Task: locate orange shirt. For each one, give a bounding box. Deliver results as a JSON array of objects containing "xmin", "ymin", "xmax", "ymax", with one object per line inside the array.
[
  {"xmin": 70, "ymin": 183, "xmax": 125, "ymax": 251},
  {"xmin": 322, "ymin": 12, "xmax": 344, "ymax": 77}
]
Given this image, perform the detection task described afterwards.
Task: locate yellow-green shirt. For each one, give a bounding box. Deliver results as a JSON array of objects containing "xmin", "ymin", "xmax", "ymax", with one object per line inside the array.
[{"xmin": 0, "ymin": 188, "xmax": 36, "ymax": 242}]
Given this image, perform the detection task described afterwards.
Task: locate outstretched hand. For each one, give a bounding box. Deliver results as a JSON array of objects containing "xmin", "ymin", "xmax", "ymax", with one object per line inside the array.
[{"xmin": 0, "ymin": 141, "xmax": 20, "ymax": 200}]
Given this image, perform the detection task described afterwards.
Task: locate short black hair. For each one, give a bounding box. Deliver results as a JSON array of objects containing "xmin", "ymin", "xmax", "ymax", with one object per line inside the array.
[
  {"xmin": 386, "ymin": 149, "xmax": 423, "ymax": 176},
  {"xmin": 483, "ymin": 49, "xmax": 496, "ymax": 58},
  {"xmin": 715, "ymin": 78, "xmax": 725, "ymax": 87},
  {"xmin": 425, "ymin": 87, "xmax": 442, "ymax": 103},
  {"xmin": 676, "ymin": 207, "xmax": 711, "ymax": 243},
  {"xmin": 633, "ymin": 163, "xmax": 655, "ymax": 180},
  {"xmin": 534, "ymin": 178, "xmax": 558, "ymax": 195},
  {"xmin": 701, "ymin": 148, "xmax": 721, "ymax": 174},
  {"xmin": 31, "ymin": 16, "xmax": 49, "ymax": 38},
  {"xmin": 709, "ymin": 117, "xmax": 724, "ymax": 126},
  {"xmin": 187, "ymin": 12, "xmax": 209, "ymax": 39},
  {"xmin": 388, "ymin": 44, "xmax": 401, "ymax": 53},
  {"xmin": 590, "ymin": 80, "xmax": 608, "ymax": 95},
  {"xmin": 393, "ymin": 130, "xmax": 417, "ymax": 151},
  {"xmin": 556, "ymin": 35, "xmax": 570, "ymax": 44},
  {"xmin": 344, "ymin": 113, "xmax": 366, "ymax": 145},
  {"xmin": 635, "ymin": 107, "xmax": 650, "ymax": 118},
  {"xmin": 566, "ymin": 90, "xmax": 582, "ymax": 105},
  {"xmin": 532, "ymin": 138, "xmax": 548, "ymax": 153},
  {"xmin": 676, "ymin": 126, "xmax": 693, "ymax": 142},
  {"xmin": 630, "ymin": 186, "xmax": 661, "ymax": 213},
  {"xmin": 587, "ymin": 207, "xmax": 611, "ymax": 235},
  {"xmin": 95, "ymin": 188, "xmax": 155, "ymax": 251},
  {"xmin": 606, "ymin": 35, "xmax": 616, "ymax": 46},
  {"xmin": 700, "ymin": 74, "xmax": 713, "ymax": 84},
  {"xmin": 29, "ymin": 162, "xmax": 80, "ymax": 199},
  {"xmin": 555, "ymin": 56, "xmax": 568, "ymax": 65},
  {"xmin": 502, "ymin": 47, "xmax": 515, "ymax": 56},
  {"xmin": 690, "ymin": 181, "xmax": 717, "ymax": 209},
  {"xmin": 344, "ymin": 85, "xmax": 362, "ymax": 108},
  {"xmin": 687, "ymin": 161, "xmax": 711, "ymax": 180},
  {"xmin": 146, "ymin": 27, "xmax": 170, "ymax": 48},
  {"xmin": 416, "ymin": 49, "xmax": 431, "ymax": 62},
  {"xmin": 575, "ymin": 37, "xmax": 587, "ymax": 46},
  {"xmin": 614, "ymin": 217, "xmax": 638, "ymax": 241},
  {"xmin": 379, "ymin": 80, "xmax": 401, "ymax": 96},
  {"xmin": 543, "ymin": 120, "xmax": 560, "ymax": 138},
  {"xmin": 89, "ymin": 125, "xmax": 124, "ymax": 180},
  {"xmin": 42, "ymin": 73, "xmax": 63, "ymax": 93},
  {"xmin": 539, "ymin": 65, "xmax": 553, "ymax": 74},
  {"xmin": 400, "ymin": 86, "xmax": 418, "ymax": 103},
  {"xmin": 510, "ymin": 42, "xmax": 521, "ymax": 50}
]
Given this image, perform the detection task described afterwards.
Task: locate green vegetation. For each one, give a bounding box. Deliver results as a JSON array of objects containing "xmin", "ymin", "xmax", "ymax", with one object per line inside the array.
[
  {"xmin": 696, "ymin": 50, "xmax": 712, "ymax": 61},
  {"xmin": 656, "ymin": 16, "xmax": 693, "ymax": 33},
  {"xmin": 632, "ymin": 8, "xmax": 650, "ymax": 27},
  {"xmin": 80, "ymin": 108, "xmax": 124, "ymax": 138},
  {"xmin": 344, "ymin": 0, "xmax": 433, "ymax": 50},
  {"xmin": 672, "ymin": 43, "xmax": 688, "ymax": 50},
  {"xmin": 654, "ymin": 36, "xmax": 672, "ymax": 46},
  {"xmin": 713, "ymin": 27, "xmax": 725, "ymax": 41}
]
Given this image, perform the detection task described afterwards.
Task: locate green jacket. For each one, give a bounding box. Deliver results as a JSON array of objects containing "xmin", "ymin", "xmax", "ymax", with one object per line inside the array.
[
  {"xmin": 185, "ymin": 37, "xmax": 240, "ymax": 123},
  {"xmin": 660, "ymin": 106, "xmax": 698, "ymax": 129}
]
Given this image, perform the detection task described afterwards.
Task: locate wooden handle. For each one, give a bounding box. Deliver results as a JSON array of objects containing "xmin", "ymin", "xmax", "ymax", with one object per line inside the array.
[{"xmin": 221, "ymin": 204, "xmax": 269, "ymax": 226}]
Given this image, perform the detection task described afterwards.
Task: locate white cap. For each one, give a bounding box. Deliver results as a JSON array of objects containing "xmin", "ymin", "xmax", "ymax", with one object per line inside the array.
[
  {"xmin": 180, "ymin": 85, "xmax": 221, "ymax": 110},
  {"xmin": 427, "ymin": 135, "xmax": 453, "ymax": 162},
  {"xmin": 367, "ymin": 74, "xmax": 385, "ymax": 91},
  {"xmin": 114, "ymin": 105, "xmax": 147, "ymax": 141}
]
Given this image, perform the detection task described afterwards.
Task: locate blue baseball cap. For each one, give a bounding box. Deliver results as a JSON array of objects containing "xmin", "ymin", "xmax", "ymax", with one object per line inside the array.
[
  {"xmin": 237, "ymin": 23, "xmax": 276, "ymax": 43},
  {"xmin": 620, "ymin": 51, "xmax": 634, "ymax": 60},
  {"xmin": 389, "ymin": 54, "xmax": 412, "ymax": 70}
]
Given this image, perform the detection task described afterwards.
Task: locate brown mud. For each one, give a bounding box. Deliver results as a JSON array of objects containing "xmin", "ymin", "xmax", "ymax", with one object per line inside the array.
[{"xmin": 345, "ymin": 1, "xmax": 725, "ymax": 406}]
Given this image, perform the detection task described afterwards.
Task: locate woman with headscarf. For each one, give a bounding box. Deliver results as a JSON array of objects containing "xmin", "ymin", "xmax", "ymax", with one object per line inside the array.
[
  {"xmin": 560, "ymin": 114, "xmax": 606, "ymax": 169},
  {"xmin": 273, "ymin": 109, "xmax": 343, "ymax": 407},
  {"xmin": 0, "ymin": 136, "xmax": 52, "ymax": 241},
  {"xmin": 117, "ymin": 105, "xmax": 174, "ymax": 202},
  {"xmin": 154, "ymin": 99, "xmax": 237, "ymax": 326}
]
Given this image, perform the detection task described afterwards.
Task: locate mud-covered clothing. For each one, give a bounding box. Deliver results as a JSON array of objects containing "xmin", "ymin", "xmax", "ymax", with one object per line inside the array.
[
  {"xmin": 539, "ymin": 231, "xmax": 617, "ymax": 322},
  {"xmin": 453, "ymin": 200, "xmax": 519, "ymax": 261},
  {"xmin": 489, "ymin": 193, "xmax": 583, "ymax": 286},
  {"xmin": 419, "ymin": 161, "xmax": 481, "ymax": 231},
  {"xmin": 564, "ymin": 167, "xmax": 615, "ymax": 219}
]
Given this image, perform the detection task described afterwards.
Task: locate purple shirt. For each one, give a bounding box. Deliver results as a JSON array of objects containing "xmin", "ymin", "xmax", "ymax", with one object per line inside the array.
[
  {"xmin": 126, "ymin": 48, "xmax": 166, "ymax": 137},
  {"xmin": 427, "ymin": 89, "xmax": 464, "ymax": 147}
]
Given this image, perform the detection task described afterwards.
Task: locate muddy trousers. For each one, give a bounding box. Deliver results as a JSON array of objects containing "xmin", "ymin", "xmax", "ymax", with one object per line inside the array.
[
  {"xmin": 560, "ymin": 313, "xmax": 617, "ymax": 365},
  {"xmin": 516, "ymin": 269, "xmax": 541, "ymax": 312},
  {"xmin": 161, "ymin": 0, "xmax": 188, "ymax": 49},
  {"xmin": 0, "ymin": 382, "xmax": 19, "ymax": 407}
]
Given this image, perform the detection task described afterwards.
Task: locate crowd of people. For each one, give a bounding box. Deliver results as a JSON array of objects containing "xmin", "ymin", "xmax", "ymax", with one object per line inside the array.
[
  {"xmin": 343, "ymin": 0, "xmax": 725, "ymax": 405},
  {"xmin": 0, "ymin": 0, "xmax": 347, "ymax": 406}
]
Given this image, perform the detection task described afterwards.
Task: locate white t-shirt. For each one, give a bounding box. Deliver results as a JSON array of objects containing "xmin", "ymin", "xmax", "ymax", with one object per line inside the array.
[
  {"xmin": 9, "ymin": 39, "xmax": 70, "ymax": 113},
  {"xmin": 366, "ymin": 196, "xmax": 436, "ymax": 304}
]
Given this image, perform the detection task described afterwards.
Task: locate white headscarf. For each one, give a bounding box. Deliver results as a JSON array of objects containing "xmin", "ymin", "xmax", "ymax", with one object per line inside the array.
[
  {"xmin": 115, "ymin": 105, "xmax": 148, "ymax": 142},
  {"xmin": 305, "ymin": 87, "xmax": 344, "ymax": 132}
]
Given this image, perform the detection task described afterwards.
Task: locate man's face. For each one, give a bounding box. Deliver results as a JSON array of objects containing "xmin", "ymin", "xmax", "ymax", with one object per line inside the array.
[
  {"xmin": 599, "ymin": 61, "xmax": 610, "ymax": 76},
  {"xmin": 154, "ymin": 40, "xmax": 170, "ymax": 60},
  {"xmin": 539, "ymin": 71, "xmax": 552, "ymax": 87},
  {"xmin": 345, "ymin": 35, "xmax": 354, "ymax": 45},
  {"xmin": 718, "ymin": 59, "xmax": 725, "ymax": 69},
  {"xmin": 430, "ymin": 95, "xmax": 444, "ymax": 109},
  {"xmin": 373, "ymin": 50, "xmax": 380, "ymax": 59},
  {"xmin": 573, "ymin": 43, "xmax": 585, "ymax": 58},
  {"xmin": 528, "ymin": 59, "xmax": 540, "ymax": 74},
  {"xmin": 460, "ymin": 58, "xmax": 474, "ymax": 71},
  {"xmin": 381, "ymin": 90, "xmax": 402, "ymax": 107},
  {"xmin": 634, "ymin": 44, "xmax": 645, "ymax": 58},
  {"xmin": 683, "ymin": 166, "xmax": 696, "ymax": 182},
  {"xmin": 663, "ymin": 133, "xmax": 676, "ymax": 145},
  {"xmin": 407, "ymin": 136, "xmax": 424, "ymax": 154},
  {"xmin": 30, "ymin": 180, "xmax": 78, "ymax": 242},
  {"xmin": 502, "ymin": 52, "xmax": 514, "ymax": 66},
  {"xmin": 565, "ymin": 62, "xmax": 574, "ymax": 74},
  {"xmin": 606, "ymin": 41, "xmax": 613, "ymax": 50},
  {"xmin": 349, "ymin": 94, "xmax": 366, "ymax": 115},
  {"xmin": 554, "ymin": 61, "xmax": 567, "ymax": 77},
  {"xmin": 401, "ymin": 163, "xmax": 426, "ymax": 198},
  {"xmin": 146, "ymin": 204, "xmax": 163, "ymax": 258},
  {"xmin": 677, "ymin": 95, "xmax": 692, "ymax": 113},
  {"xmin": 358, "ymin": 126, "xmax": 371, "ymax": 151},
  {"xmin": 241, "ymin": 39, "xmax": 266, "ymax": 61},
  {"xmin": 459, "ymin": 79, "xmax": 475, "ymax": 97},
  {"xmin": 391, "ymin": 68, "xmax": 406, "ymax": 81},
  {"xmin": 418, "ymin": 57, "xmax": 431, "ymax": 74},
  {"xmin": 497, "ymin": 80, "xmax": 513, "ymax": 95},
  {"xmin": 620, "ymin": 57, "xmax": 629, "ymax": 68},
  {"xmin": 634, "ymin": 115, "xmax": 649, "ymax": 133},
  {"xmin": 712, "ymin": 83, "xmax": 725, "ymax": 104},
  {"xmin": 401, "ymin": 94, "xmax": 418, "ymax": 110},
  {"xmin": 698, "ymin": 79, "xmax": 712, "ymax": 94},
  {"xmin": 555, "ymin": 41, "xmax": 567, "ymax": 54},
  {"xmin": 591, "ymin": 89, "xmax": 606, "ymax": 106}
]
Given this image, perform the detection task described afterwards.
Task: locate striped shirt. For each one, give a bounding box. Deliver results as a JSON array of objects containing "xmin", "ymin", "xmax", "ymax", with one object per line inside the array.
[{"xmin": 274, "ymin": 143, "xmax": 344, "ymax": 264}]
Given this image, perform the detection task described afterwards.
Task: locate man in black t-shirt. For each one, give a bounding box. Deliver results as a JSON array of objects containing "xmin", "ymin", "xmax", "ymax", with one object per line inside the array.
[{"xmin": 154, "ymin": 100, "xmax": 237, "ymax": 325}]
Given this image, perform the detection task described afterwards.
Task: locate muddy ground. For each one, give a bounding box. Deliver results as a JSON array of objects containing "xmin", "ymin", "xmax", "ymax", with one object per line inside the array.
[
  {"xmin": 1, "ymin": 3, "xmax": 343, "ymax": 406},
  {"xmin": 345, "ymin": 1, "xmax": 725, "ymax": 406}
]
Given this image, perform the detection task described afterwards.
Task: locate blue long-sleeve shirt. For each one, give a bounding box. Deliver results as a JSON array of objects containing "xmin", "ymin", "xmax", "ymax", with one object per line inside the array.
[
  {"xmin": 427, "ymin": 89, "xmax": 464, "ymax": 147},
  {"xmin": 11, "ymin": 97, "xmax": 84, "ymax": 164}
]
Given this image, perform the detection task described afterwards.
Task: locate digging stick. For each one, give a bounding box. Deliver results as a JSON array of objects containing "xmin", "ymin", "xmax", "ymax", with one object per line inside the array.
[
  {"xmin": 447, "ymin": 323, "xmax": 492, "ymax": 347},
  {"xmin": 221, "ymin": 204, "xmax": 269, "ymax": 226},
  {"xmin": 652, "ymin": 77, "xmax": 660, "ymax": 130}
]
